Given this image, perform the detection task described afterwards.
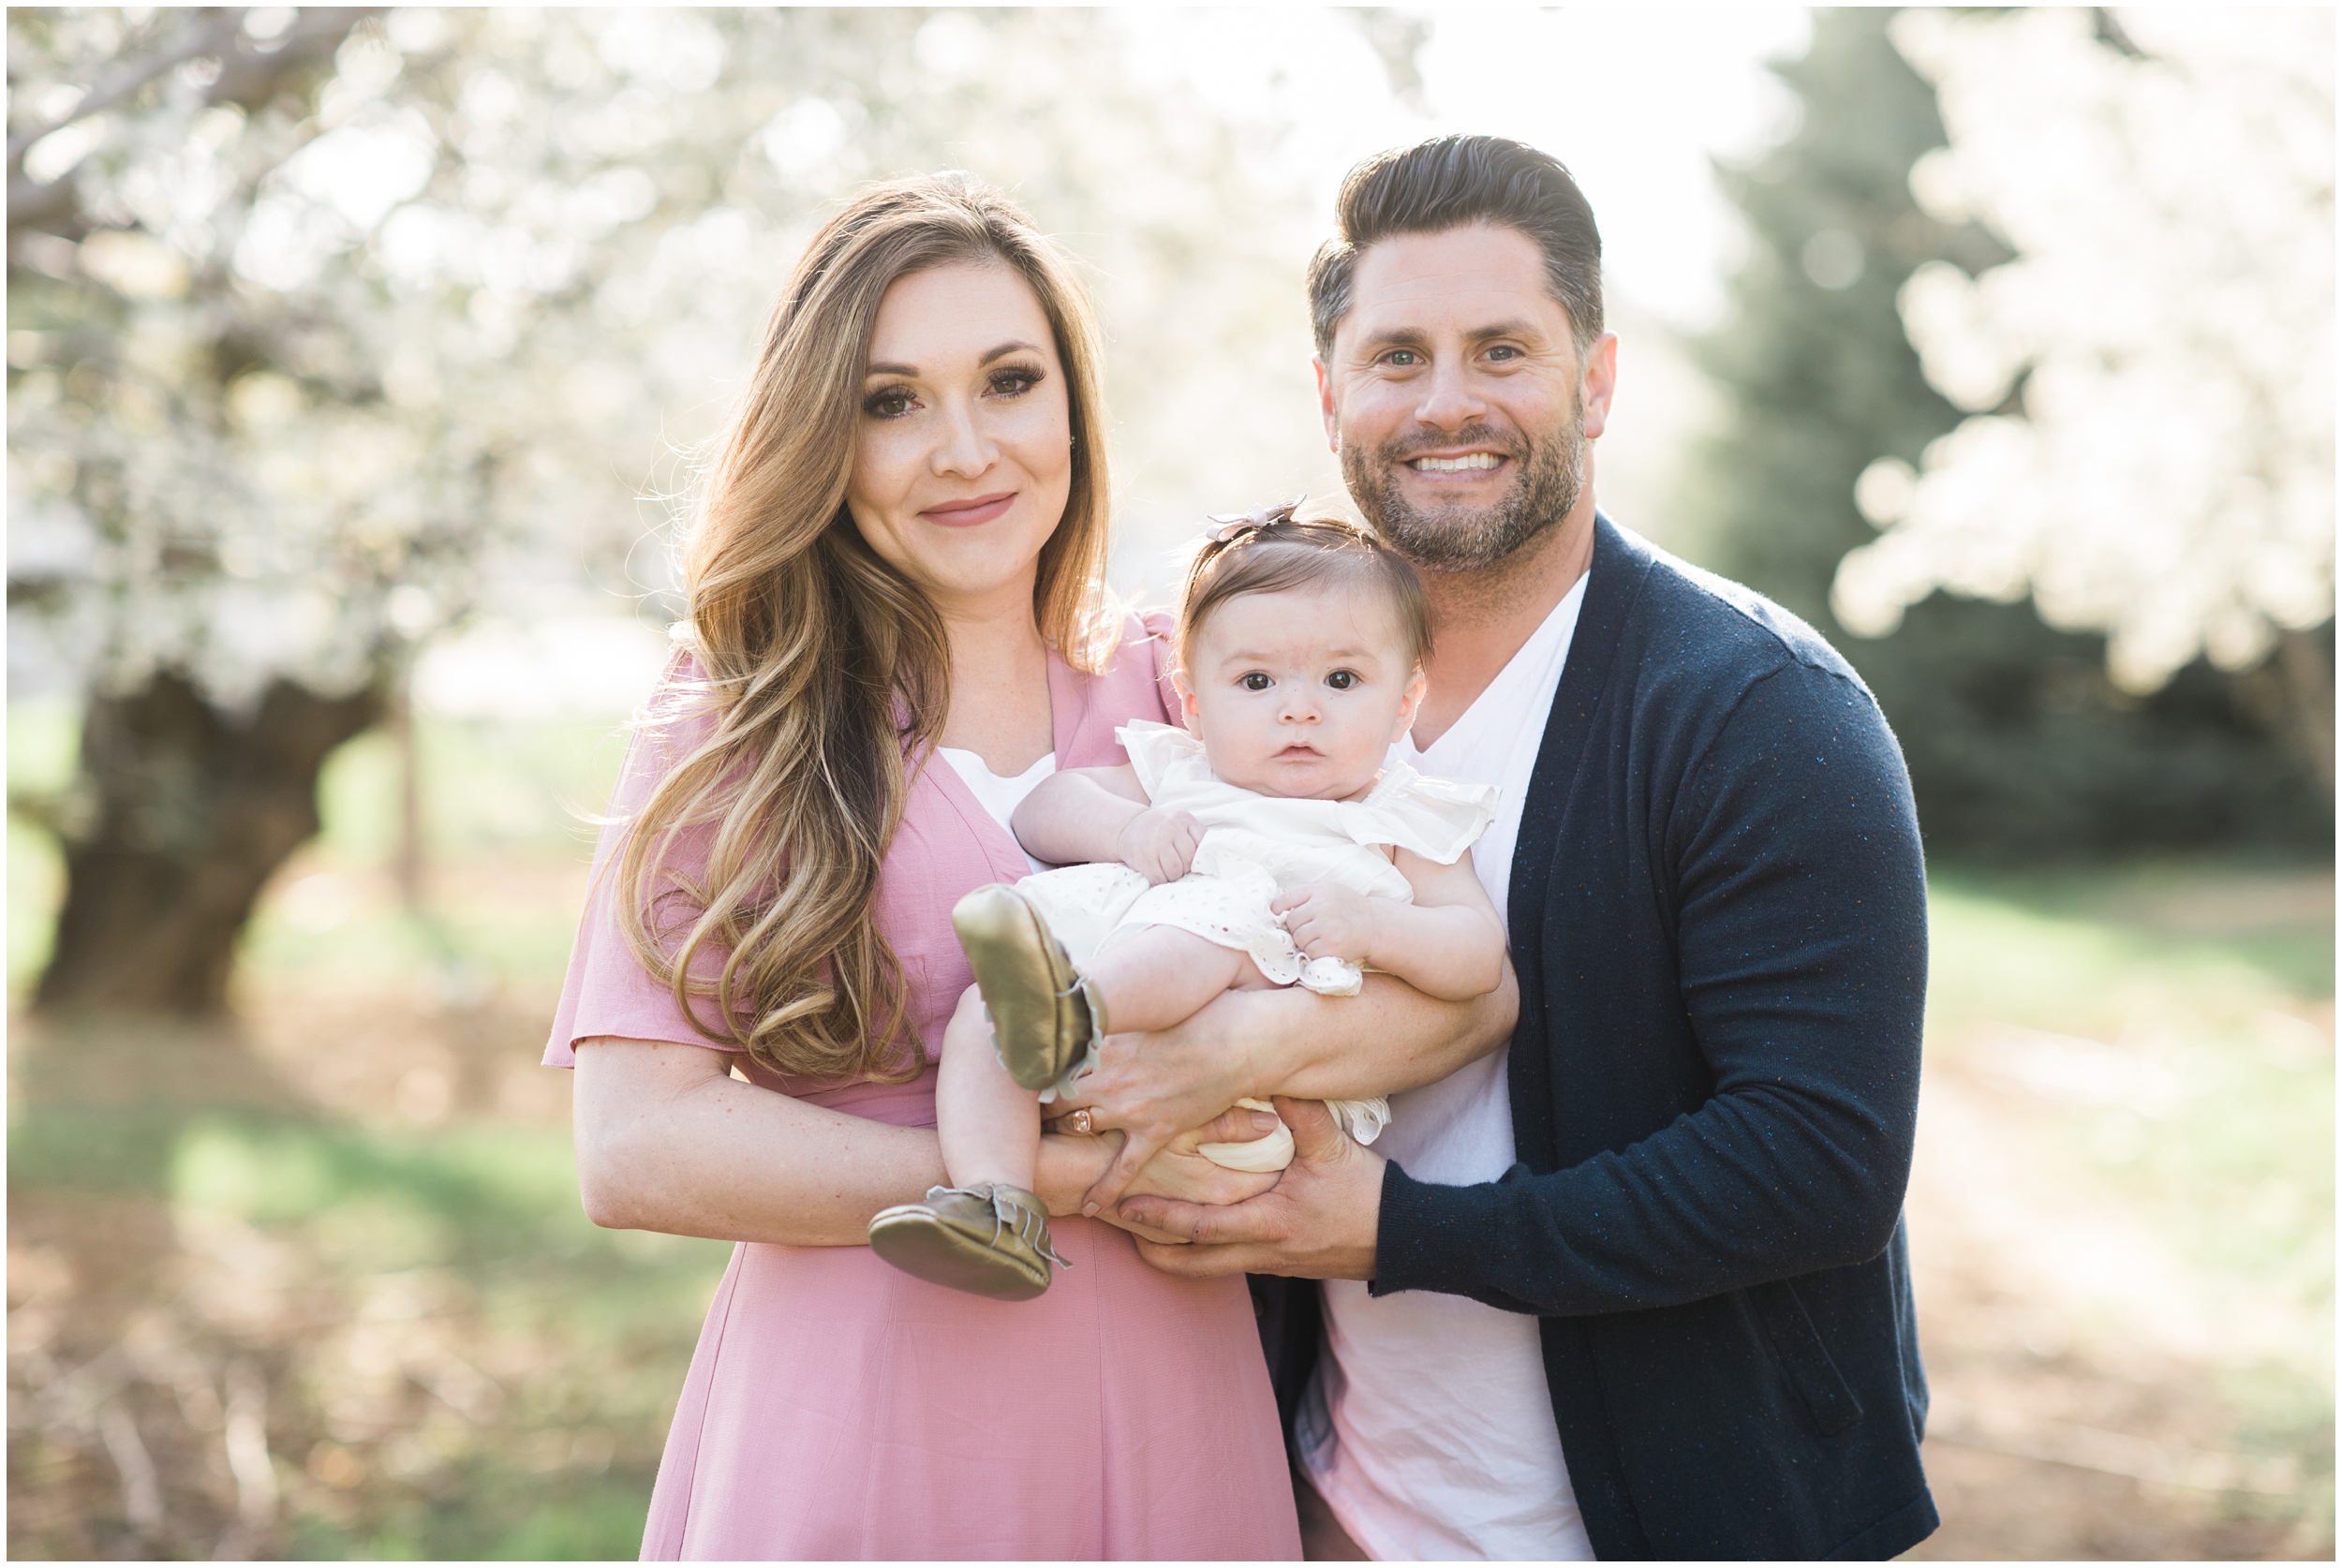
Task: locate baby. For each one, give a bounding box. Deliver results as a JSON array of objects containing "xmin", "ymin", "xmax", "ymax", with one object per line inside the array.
[{"xmin": 870, "ymin": 508, "xmax": 1508, "ymax": 1300}]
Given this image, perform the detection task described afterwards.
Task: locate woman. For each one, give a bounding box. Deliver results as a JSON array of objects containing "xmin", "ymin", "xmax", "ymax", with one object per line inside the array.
[{"xmin": 548, "ymin": 173, "xmax": 1515, "ymax": 1560}]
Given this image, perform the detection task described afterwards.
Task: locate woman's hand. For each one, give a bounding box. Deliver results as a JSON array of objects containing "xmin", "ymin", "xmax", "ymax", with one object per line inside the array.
[
  {"xmin": 1053, "ymin": 988, "xmax": 1283, "ymax": 1214},
  {"xmin": 1039, "ymin": 1102, "xmax": 1280, "ymax": 1239},
  {"xmin": 1053, "ymin": 968, "xmax": 1516, "ymax": 1216},
  {"xmin": 1116, "ymin": 806, "xmax": 1203, "ymax": 885}
]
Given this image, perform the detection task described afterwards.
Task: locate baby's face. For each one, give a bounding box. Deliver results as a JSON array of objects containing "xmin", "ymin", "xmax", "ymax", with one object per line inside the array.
[{"xmin": 1178, "ymin": 583, "xmax": 1426, "ymax": 800}]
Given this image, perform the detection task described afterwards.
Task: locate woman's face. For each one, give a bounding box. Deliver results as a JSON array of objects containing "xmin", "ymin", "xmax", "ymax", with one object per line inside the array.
[{"xmin": 846, "ymin": 259, "xmax": 1074, "ymax": 618}]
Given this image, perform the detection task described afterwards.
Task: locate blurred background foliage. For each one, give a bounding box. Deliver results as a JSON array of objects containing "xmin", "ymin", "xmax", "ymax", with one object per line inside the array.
[
  {"xmin": 1681, "ymin": 9, "xmax": 2332, "ymax": 859},
  {"xmin": 7, "ymin": 6, "xmax": 2332, "ymax": 1561}
]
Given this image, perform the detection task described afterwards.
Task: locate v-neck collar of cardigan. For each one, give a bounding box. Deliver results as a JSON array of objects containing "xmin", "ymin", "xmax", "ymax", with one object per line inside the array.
[{"xmin": 1501, "ymin": 512, "xmax": 1656, "ymax": 954}]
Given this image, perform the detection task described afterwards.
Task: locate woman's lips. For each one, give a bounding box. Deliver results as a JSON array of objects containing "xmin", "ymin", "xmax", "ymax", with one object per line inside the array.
[{"xmin": 920, "ymin": 492, "xmax": 1016, "ymax": 527}]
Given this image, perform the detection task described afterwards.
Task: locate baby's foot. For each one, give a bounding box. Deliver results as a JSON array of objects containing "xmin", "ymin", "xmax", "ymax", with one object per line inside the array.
[
  {"xmin": 867, "ymin": 1183, "xmax": 1068, "ymax": 1301},
  {"xmin": 952, "ymin": 883, "xmax": 1107, "ymax": 1093},
  {"xmin": 1197, "ymin": 1098, "xmax": 1297, "ymax": 1172}
]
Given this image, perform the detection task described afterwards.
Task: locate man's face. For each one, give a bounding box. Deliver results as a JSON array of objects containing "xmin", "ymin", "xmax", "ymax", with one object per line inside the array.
[{"xmin": 1315, "ymin": 223, "xmax": 1615, "ymax": 573}]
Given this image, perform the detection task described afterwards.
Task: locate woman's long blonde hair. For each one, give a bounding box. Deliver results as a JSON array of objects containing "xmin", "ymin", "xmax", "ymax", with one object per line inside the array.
[{"xmin": 618, "ymin": 173, "xmax": 1115, "ymax": 1083}]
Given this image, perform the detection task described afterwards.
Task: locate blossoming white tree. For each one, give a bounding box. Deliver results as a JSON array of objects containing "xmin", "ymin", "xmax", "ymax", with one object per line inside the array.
[
  {"xmin": 1831, "ymin": 7, "xmax": 2334, "ymax": 786},
  {"xmin": 8, "ymin": 7, "xmax": 1327, "ymax": 1012}
]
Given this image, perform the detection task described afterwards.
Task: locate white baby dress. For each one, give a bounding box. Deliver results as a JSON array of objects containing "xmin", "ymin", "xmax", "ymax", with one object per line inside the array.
[{"xmin": 1015, "ymin": 720, "xmax": 1500, "ymax": 1171}]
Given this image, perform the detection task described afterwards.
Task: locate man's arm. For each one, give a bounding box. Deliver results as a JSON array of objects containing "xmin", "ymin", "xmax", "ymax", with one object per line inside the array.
[{"xmin": 1125, "ymin": 662, "xmax": 1929, "ymax": 1313}]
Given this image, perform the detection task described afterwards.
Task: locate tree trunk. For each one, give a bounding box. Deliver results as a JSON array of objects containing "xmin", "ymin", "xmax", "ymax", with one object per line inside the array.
[
  {"xmin": 34, "ymin": 672, "xmax": 383, "ymax": 1015},
  {"xmin": 2275, "ymin": 626, "xmax": 2335, "ymax": 800},
  {"xmin": 388, "ymin": 683, "xmax": 426, "ymax": 914}
]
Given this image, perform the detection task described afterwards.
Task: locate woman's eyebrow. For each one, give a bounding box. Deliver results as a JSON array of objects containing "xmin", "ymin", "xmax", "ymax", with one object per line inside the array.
[
  {"xmin": 864, "ymin": 340, "xmax": 1039, "ymax": 378},
  {"xmin": 978, "ymin": 339, "xmax": 1040, "ymax": 364}
]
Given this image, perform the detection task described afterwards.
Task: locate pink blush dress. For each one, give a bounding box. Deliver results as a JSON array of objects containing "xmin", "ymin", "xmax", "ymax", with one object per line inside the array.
[{"xmin": 543, "ymin": 614, "xmax": 1301, "ymax": 1561}]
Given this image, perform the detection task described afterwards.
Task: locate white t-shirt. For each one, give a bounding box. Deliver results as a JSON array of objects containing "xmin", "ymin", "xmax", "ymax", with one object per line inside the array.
[
  {"xmin": 1297, "ymin": 573, "xmax": 1595, "ymax": 1561},
  {"xmin": 938, "ymin": 747, "xmax": 1056, "ymax": 873}
]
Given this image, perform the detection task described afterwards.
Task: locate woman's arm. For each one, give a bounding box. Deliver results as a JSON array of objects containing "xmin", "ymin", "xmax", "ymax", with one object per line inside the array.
[
  {"xmin": 1060, "ymin": 956, "xmax": 1519, "ymax": 1213},
  {"xmin": 571, "ymin": 1035, "xmax": 1276, "ymax": 1245},
  {"xmin": 572, "ymin": 1039, "xmax": 944, "ymax": 1245}
]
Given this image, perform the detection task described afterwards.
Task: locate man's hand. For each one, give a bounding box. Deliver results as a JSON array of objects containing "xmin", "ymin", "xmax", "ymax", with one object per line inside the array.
[
  {"xmin": 1117, "ymin": 1097, "xmax": 1384, "ymax": 1280},
  {"xmin": 1271, "ymin": 882, "xmax": 1375, "ymax": 962},
  {"xmin": 1117, "ymin": 806, "xmax": 1204, "ymax": 885}
]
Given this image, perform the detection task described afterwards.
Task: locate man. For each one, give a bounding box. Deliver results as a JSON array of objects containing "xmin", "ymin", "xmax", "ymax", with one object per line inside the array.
[{"xmin": 1119, "ymin": 134, "xmax": 1937, "ymax": 1561}]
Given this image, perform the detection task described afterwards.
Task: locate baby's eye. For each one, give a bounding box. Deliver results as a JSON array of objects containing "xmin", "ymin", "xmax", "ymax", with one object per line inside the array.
[
  {"xmin": 1241, "ymin": 673, "xmax": 1273, "ymax": 692},
  {"xmin": 1326, "ymin": 670, "xmax": 1359, "ymax": 690}
]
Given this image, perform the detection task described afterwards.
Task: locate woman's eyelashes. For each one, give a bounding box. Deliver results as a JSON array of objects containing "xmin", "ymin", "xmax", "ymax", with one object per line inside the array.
[{"xmin": 860, "ymin": 365, "xmax": 1043, "ymax": 420}]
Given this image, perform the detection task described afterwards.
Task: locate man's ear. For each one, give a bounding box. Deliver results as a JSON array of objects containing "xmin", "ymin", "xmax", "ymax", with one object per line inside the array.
[
  {"xmin": 1313, "ymin": 356, "xmax": 1339, "ymax": 453},
  {"xmin": 1580, "ymin": 332, "xmax": 1620, "ymax": 441}
]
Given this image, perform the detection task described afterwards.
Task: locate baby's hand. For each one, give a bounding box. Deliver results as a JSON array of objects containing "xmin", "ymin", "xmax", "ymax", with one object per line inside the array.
[
  {"xmin": 1271, "ymin": 883, "xmax": 1376, "ymax": 962},
  {"xmin": 1119, "ymin": 807, "xmax": 1202, "ymax": 885}
]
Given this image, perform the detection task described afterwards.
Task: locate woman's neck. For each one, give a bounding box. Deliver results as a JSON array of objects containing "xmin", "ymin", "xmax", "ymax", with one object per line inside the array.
[{"xmin": 935, "ymin": 587, "xmax": 1055, "ymax": 774}]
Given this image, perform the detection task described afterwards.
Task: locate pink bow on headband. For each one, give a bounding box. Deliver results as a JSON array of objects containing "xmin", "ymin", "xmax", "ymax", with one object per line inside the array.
[{"xmin": 1202, "ymin": 496, "xmax": 1308, "ymax": 545}]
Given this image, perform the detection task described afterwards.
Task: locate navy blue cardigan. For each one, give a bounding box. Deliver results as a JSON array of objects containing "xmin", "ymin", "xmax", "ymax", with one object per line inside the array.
[{"xmin": 1260, "ymin": 518, "xmax": 1937, "ymax": 1561}]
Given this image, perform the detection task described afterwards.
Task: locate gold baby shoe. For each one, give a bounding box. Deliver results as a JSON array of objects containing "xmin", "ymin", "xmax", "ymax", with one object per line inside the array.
[
  {"xmin": 951, "ymin": 883, "xmax": 1106, "ymax": 1093},
  {"xmin": 867, "ymin": 1183, "xmax": 1070, "ymax": 1302}
]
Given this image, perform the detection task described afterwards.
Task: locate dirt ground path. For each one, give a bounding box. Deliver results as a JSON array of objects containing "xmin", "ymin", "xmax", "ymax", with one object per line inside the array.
[
  {"xmin": 11, "ymin": 863, "xmax": 2333, "ymax": 1559},
  {"xmin": 1902, "ymin": 1022, "xmax": 2333, "ymax": 1558}
]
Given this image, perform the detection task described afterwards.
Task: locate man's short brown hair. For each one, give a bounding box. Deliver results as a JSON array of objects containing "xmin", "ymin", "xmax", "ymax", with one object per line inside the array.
[{"xmin": 1307, "ymin": 134, "xmax": 1604, "ymax": 360}]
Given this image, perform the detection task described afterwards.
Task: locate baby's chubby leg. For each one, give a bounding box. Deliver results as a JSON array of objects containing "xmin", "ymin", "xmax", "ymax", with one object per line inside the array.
[
  {"xmin": 937, "ymin": 1003, "xmax": 1043, "ymax": 1192},
  {"xmin": 1084, "ymin": 926, "xmax": 1260, "ymax": 1035}
]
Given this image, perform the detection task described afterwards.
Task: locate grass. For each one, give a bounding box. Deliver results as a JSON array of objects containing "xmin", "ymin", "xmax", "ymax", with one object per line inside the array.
[
  {"xmin": 7, "ymin": 695, "xmax": 2334, "ymax": 1559},
  {"xmin": 1910, "ymin": 864, "xmax": 2333, "ymax": 1558},
  {"xmin": 1927, "ymin": 865, "xmax": 2334, "ymax": 1313},
  {"xmin": 7, "ymin": 699, "xmax": 725, "ymax": 1560}
]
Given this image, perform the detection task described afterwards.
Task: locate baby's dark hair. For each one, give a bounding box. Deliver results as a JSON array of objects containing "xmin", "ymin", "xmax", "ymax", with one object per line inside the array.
[{"xmin": 1178, "ymin": 502, "xmax": 1431, "ymax": 672}]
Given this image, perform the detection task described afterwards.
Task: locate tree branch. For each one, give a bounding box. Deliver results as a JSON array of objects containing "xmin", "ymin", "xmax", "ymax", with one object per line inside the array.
[
  {"xmin": 7, "ymin": 7, "xmax": 378, "ymax": 236},
  {"xmin": 6, "ymin": 8, "xmax": 247, "ymax": 166}
]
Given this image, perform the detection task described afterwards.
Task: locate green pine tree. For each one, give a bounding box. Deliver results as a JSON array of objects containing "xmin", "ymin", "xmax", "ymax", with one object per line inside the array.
[{"xmin": 1682, "ymin": 7, "xmax": 2328, "ymax": 858}]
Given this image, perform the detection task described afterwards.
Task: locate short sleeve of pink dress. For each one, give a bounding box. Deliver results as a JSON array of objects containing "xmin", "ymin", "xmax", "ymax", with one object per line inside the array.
[{"xmin": 545, "ymin": 614, "xmax": 1299, "ymax": 1562}]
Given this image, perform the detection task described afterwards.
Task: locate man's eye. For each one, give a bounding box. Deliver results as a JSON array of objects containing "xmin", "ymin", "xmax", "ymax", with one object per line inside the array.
[
  {"xmin": 1327, "ymin": 670, "xmax": 1357, "ymax": 690},
  {"xmin": 1241, "ymin": 673, "xmax": 1273, "ymax": 691},
  {"xmin": 1385, "ymin": 349, "xmax": 1421, "ymax": 367},
  {"xmin": 1487, "ymin": 345, "xmax": 1521, "ymax": 361}
]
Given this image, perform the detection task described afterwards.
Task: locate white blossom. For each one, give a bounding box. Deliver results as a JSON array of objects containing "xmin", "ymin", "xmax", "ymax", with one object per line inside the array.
[
  {"xmin": 8, "ymin": 9, "xmax": 1334, "ymax": 712},
  {"xmin": 1834, "ymin": 7, "xmax": 2334, "ymax": 693}
]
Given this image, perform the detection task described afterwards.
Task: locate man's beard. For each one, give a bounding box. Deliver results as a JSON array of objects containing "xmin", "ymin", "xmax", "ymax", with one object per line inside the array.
[{"xmin": 1343, "ymin": 404, "xmax": 1585, "ymax": 575}]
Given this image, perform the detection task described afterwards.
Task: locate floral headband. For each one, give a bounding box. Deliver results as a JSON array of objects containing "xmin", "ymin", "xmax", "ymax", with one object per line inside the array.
[{"xmin": 1201, "ymin": 496, "xmax": 1309, "ymax": 548}]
